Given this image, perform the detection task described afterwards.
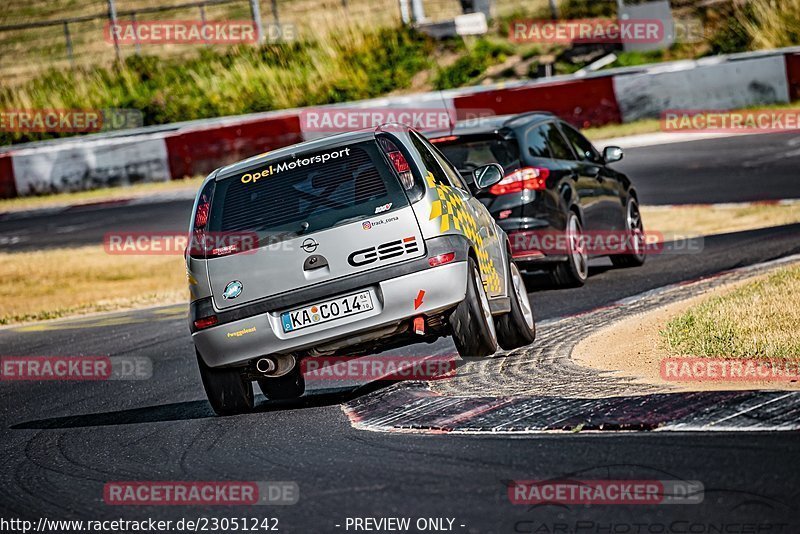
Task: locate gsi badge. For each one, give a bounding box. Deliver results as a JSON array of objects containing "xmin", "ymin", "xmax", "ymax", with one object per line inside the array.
[{"xmin": 347, "ymin": 236, "xmax": 419, "ymax": 267}]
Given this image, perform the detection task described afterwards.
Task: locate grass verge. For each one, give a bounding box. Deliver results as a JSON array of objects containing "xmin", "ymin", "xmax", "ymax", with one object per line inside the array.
[
  {"xmin": 640, "ymin": 202, "xmax": 800, "ymax": 239},
  {"xmin": 0, "ymin": 246, "xmax": 187, "ymax": 325},
  {"xmin": 660, "ymin": 264, "xmax": 800, "ymax": 359}
]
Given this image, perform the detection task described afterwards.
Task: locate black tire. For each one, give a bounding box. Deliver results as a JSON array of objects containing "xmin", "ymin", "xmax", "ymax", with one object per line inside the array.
[
  {"xmin": 550, "ymin": 210, "xmax": 588, "ymax": 288},
  {"xmin": 449, "ymin": 258, "xmax": 498, "ymax": 358},
  {"xmin": 496, "ymin": 260, "xmax": 536, "ymax": 350},
  {"xmin": 258, "ymin": 365, "xmax": 305, "ymax": 400},
  {"xmin": 611, "ymin": 196, "xmax": 646, "ymax": 268},
  {"xmin": 196, "ymin": 350, "xmax": 254, "ymax": 416}
]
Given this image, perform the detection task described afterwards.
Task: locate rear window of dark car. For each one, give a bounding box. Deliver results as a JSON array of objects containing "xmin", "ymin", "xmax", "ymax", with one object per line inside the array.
[
  {"xmin": 208, "ymin": 141, "xmax": 408, "ymax": 242},
  {"xmin": 436, "ymin": 136, "xmax": 520, "ymax": 174}
]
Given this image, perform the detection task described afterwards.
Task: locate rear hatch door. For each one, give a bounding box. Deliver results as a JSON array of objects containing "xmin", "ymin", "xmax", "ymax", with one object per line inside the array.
[{"xmin": 205, "ymin": 140, "xmax": 424, "ymax": 310}]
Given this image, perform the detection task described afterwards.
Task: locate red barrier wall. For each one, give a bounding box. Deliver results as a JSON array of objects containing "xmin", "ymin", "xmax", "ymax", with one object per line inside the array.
[
  {"xmin": 165, "ymin": 114, "xmax": 303, "ymax": 179},
  {"xmin": 785, "ymin": 53, "xmax": 800, "ymax": 102},
  {"xmin": 452, "ymin": 76, "xmax": 622, "ymax": 128},
  {"xmin": 0, "ymin": 153, "xmax": 17, "ymax": 199}
]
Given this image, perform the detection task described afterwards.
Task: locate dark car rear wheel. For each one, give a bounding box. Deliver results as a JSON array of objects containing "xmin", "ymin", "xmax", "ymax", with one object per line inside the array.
[
  {"xmin": 611, "ymin": 196, "xmax": 646, "ymax": 268},
  {"xmin": 450, "ymin": 258, "xmax": 498, "ymax": 358},
  {"xmin": 495, "ymin": 260, "xmax": 536, "ymax": 350},
  {"xmin": 196, "ymin": 350, "xmax": 254, "ymax": 416},
  {"xmin": 550, "ymin": 210, "xmax": 588, "ymax": 287}
]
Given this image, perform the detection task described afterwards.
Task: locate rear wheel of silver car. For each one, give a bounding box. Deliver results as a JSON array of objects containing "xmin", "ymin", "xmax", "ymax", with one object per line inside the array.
[
  {"xmin": 550, "ymin": 210, "xmax": 588, "ymax": 288},
  {"xmin": 449, "ymin": 258, "xmax": 498, "ymax": 358},
  {"xmin": 258, "ymin": 366, "xmax": 305, "ymax": 400},
  {"xmin": 496, "ymin": 260, "xmax": 536, "ymax": 350},
  {"xmin": 611, "ymin": 196, "xmax": 646, "ymax": 268},
  {"xmin": 196, "ymin": 350, "xmax": 254, "ymax": 416}
]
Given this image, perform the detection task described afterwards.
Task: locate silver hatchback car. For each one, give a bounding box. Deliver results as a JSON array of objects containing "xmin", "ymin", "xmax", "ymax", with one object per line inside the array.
[{"xmin": 187, "ymin": 125, "xmax": 536, "ymax": 415}]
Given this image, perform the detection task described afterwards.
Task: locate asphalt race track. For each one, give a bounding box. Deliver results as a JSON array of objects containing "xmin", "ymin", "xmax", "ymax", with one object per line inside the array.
[{"xmin": 1, "ymin": 132, "xmax": 800, "ymax": 532}]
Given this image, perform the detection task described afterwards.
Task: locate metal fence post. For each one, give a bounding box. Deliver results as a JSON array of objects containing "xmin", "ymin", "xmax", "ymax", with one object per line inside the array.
[
  {"xmin": 199, "ymin": 4, "xmax": 209, "ymax": 46},
  {"xmin": 410, "ymin": 0, "xmax": 425, "ymax": 22},
  {"xmin": 131, "ymin": 13, "xmax": 141, "ymax": 55},
  {"xmin": 270, "ymin": 0, "xmax": 280, "ymax": 25},
  {"xmin": 107, "ymin": 0, "xmax": 121, "ymax": 62},
  {"xmin": 398, "ymin": 0, "xmax": 410, "ymax": 24},
  {"xmin": 548, "ymin": 0, "xmax": 559, "ymax": 19},
  {"xmin": 249, "ymin": 0, "xmax": 264, "ymax": 43},
  {"xmin": 62, "ymin": 21, "xmax": 74, "ymax": 65}
]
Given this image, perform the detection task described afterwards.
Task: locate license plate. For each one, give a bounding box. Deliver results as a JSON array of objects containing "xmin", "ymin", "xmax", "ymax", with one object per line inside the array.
[{"xmin": 281, "ymin": 291, "xmax": 374, "ymax": 333}]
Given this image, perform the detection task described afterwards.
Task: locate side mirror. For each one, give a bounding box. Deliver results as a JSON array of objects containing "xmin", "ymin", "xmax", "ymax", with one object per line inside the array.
[
  {"xmin": 603, "ymin": 146, "xmax": 623, "ymax": 164},
  {"xmin": 472, "ymin": 163, "xmax": 504, "ymax": 190}
]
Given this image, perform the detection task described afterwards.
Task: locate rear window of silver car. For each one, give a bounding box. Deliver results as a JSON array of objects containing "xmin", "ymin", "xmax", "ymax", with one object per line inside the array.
[{"xmin": 208, "ymin": 141, "xmax": 408, "ymax": 242}]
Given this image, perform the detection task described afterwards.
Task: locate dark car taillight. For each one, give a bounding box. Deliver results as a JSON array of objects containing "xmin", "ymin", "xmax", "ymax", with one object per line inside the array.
[{"xmin": 489, "ymin": 167, "xmax": 550, "ymax": 196}]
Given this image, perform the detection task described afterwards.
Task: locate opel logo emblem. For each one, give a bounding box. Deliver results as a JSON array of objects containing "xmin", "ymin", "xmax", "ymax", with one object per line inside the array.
[{"xmin": 301, "ymin": 238, "xmax": 319, "ymax": 253}]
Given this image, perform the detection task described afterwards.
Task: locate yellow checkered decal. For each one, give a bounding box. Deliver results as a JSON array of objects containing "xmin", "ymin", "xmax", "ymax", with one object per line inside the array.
[{"xmin": 425, "ymin": 173, "xmax": 502, "ymax": 293}]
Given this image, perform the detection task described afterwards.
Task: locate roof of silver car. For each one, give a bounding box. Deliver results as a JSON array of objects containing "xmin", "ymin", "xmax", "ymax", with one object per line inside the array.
[{"xmin": 215, "ymin": 125, "xmax": 408, "ymax": 180}]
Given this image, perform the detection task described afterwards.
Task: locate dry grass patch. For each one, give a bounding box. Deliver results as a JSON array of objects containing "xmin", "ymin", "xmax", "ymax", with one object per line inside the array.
[
  {"xmin": 641, "ymin": 202, "xmax": 800, "ymax": 239},
  {"xmin": 0, "ymin": 245, "xmax": 187, "ymax": 325},
  {"xmin": 661, "ymin": 265, "xmax": 800, "ymax": 359}
]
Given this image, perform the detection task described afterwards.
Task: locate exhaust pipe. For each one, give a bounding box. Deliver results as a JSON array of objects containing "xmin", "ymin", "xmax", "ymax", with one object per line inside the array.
[
  {"xmin": 253, "ymin": 354, "xmax": 296, "ymax": 377},
  {"xmin": 256, "ymin": 357, "xmax": 277, "ymax": 374}
]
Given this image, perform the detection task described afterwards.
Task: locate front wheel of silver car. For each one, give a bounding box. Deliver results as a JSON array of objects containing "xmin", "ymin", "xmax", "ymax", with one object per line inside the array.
[
  {"xmin": 449, "ymin": 258, "xmax": 498, "ymax": 358},
  {"xmin": 496, "ymin": 260, "xmax": 536, "ymax": 350},
  {"xmin": 196, "ymin": 350, "xmax": 255, "ymax": 416}
]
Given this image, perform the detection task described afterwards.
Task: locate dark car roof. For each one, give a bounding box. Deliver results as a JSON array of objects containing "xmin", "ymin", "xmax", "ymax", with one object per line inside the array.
[{"xmin": 428, "ymin": 111, "xmax": 556, "ymax": 139}]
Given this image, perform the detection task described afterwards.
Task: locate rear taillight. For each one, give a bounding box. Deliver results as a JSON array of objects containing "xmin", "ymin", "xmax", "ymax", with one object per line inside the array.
[
  {"xmin": 387, "ymin": 151, "xmax": 410, "ymax": 173},
  {"xmin": 189, "ymin": 185, "xmax": 214, "ymax": 259},
  {"xmin": 429, "ymin": 252, "xmax": 456, "ymax": 267},
  {"xmin": 194, "ymin": 201, "xmax": 210, "ymax": 229},
  {"xmin": 379, "ymin": 138, "xmax": 414, "ymax": 190},
  {"xmin": 489, "ymin": 167, "xmax": 550, "ymax": 196},
  {"xmin": 193, "ymin": 315, "xmax": 218, "ymax": 330}
]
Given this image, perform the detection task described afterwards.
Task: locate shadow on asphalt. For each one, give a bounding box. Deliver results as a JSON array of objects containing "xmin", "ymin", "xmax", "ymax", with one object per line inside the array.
[
  {"xmin": 9, "ymin": 380, "xmax": 395, "ymax": 430},
  {"xmin": 522, "ymin": 265, "xmax": 613, "ymax": 291}
]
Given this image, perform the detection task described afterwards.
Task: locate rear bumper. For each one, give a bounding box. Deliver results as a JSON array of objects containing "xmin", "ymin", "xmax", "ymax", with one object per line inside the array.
[{"xmin": 192, "ymin": 261, "xmax": 468, "ymax": 368}]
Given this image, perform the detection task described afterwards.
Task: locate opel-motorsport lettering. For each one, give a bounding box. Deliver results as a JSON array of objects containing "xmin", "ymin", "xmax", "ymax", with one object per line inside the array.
[
  {"xmin": 348, "ymin": 236, "xmax": 419, "ymax": 267},
  {"xmin": 240, "ymin": 147, "xmax": 351, "ymax": 183},
  {"xmin": 188, "ymin": 126, "xmax": 536, "ymax": 416}
]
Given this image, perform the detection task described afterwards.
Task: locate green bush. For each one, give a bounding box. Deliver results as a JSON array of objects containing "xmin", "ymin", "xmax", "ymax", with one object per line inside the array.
[
  {"xmin": 433, "ymin": 38, "xmax": 514, "ymax": 90},
  {"xmin": 0, "ymin": 27, "xmax": 433, "ymax": 146}
]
